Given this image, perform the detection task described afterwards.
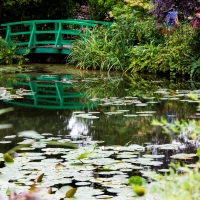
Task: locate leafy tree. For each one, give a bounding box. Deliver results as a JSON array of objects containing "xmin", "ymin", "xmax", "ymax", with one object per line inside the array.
[
  {"xmin": 0, "ymin": 0, "xmax": 79, "ymax": 24},
  {"xmin": 86, "ymin": 0, "xmax": 124, "ymax": 20}
]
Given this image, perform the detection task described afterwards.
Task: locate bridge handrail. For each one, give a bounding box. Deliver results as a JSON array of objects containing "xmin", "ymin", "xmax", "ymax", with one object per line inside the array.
[
  {"xmin": 1, "ymin": 19, "xmax": 113, "ymax": 54},
  {"xmin": 1, "ymin": 19, "xmax": 108, "ymax": 27}
]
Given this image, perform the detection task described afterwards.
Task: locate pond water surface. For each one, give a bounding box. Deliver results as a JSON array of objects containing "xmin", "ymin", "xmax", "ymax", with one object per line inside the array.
[{"xmin": 0, "ymin": 64, "xmax": 199, "ymax": 199}]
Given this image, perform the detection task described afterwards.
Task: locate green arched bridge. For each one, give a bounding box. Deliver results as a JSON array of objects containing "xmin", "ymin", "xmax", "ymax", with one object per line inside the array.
[{"xmin": 1, "ymin": 19, "xmax": 112, "ymax": 54}]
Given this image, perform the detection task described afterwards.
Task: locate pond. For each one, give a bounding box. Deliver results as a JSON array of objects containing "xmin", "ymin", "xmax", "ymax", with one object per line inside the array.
[{"xmin": 0, "ymin": 64, "xmax": 199, "ymax": 199}]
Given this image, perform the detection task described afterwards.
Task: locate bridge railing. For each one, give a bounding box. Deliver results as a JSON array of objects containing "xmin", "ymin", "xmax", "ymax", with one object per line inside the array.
[{"xmin": 1, "ymin": 19, "xmax": 112, "ymax": 51}]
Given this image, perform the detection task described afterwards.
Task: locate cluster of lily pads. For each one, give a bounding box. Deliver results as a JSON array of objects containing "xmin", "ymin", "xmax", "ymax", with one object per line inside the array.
[
  {"xmin": 0, "ymin": 124, "xmax": 198, "ymax": 200},
  {"xmin": 0, "ymin": 76, "xmax": 200, "ymax": 199}
]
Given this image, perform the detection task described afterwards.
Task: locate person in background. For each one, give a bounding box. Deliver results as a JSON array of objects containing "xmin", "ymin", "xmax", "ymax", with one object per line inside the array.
[
  {"xmin": 165, "ymin": 8, "xmax": 179, "ymax": 31},
  {"xmin": 193, "ymin": 9, "xmax": 200, "ymax": 27}
]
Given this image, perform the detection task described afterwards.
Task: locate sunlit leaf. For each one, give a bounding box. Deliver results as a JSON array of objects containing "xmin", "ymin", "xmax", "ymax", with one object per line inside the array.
[
  {"xmin": 47, "ymin": 187, "xmax": 52, "ymax": 194},
  {"xmin": 77, "ymin": 152, "xmax": 91, "ymax": 160},
  {"xmin": 0, "ymin": 107, "xmax": 14, "ymax": 115},
  {"xmin": 129, "ymin": 176, "xmax": 146, "ymax": 186},
  {"xmin": 34, "ymin": 173, "xmax": 44, "ymax": 183},
  {"xmin": 3, "ymin": 153, "xmax": 14, "ymax": 163},
  {"xmin": 133, "ymin": 185, "xmax": 146, "ymax": 196},
  {"xmin": 18, "ymin": 130, "xmax": 44, "ymax": 139},
  {"xmin": 65, "ymin": 188, "xmax": 77, "ymax": 198}
]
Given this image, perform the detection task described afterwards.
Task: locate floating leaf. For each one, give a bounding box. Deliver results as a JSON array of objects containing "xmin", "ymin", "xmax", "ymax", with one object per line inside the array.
[
  {"xmin": 18, "ymin": 130, "xmax": 44, "ymax": 139},
  {"xmin": 128, "ymin": 176, "xmax": 146, "ymax": 186},
  {"xmin": 65, "ymin": 188, "xmax": 77, "ymax": 198},
  {"xmin": 0, "ymin": 107, "xmax": 14, "ymax": 115},
  {"xmin": 47, "ymin": 187, "xmax": 52, "ymax": 194},
  {"xmin": 34, "ymin": 173, "xmax": 44, "ymax": 183},
  {"xmin": 170, "ymin": 153, "xmax": 197, "ymax": 160},
  {"xmin": 77, "ymin": 152, "xmax": 91, "ymax": 160},
  {"xmin": 133, "ymin": 185, "xmax": 146, "ymax": 196},
  {"xmin": 3, "ymin": 153, "xmax": 14, "ymax": 163},
  {"xmin": 143, "ymin": 154, "xmax": 165, "ymax": 159}
]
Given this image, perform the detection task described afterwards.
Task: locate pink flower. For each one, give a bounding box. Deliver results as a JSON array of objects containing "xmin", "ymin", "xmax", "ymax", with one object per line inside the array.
[{"xmin": 8, "ymin": 192, "xmax": 42, "ymax": 200}]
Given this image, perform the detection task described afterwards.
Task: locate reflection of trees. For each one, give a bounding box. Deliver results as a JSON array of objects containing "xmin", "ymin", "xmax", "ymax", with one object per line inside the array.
[
  {"xmin": 75, "ymin": 73, "xmax": 193, "ymax": 100},
  {"xmin": 0, "ymin": 71, "xmax": 198, "ymax": 149}
]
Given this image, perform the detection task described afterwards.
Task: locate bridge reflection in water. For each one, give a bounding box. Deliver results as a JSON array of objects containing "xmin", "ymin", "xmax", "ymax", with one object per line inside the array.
[{"xmin": 3, "ymin": 74, "xmax": 97, "ymax": 109}]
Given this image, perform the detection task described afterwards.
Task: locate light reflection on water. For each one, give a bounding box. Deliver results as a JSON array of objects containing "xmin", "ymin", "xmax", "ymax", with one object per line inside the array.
[{"xmin": 0, "ymin": 64, "xmax": 199, "ymax": 155}]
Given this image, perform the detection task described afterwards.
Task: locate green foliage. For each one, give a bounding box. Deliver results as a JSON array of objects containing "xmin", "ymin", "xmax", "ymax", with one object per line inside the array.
[
  {"xmin": 190, "ymin": 57, "xmax": 200, "ymax": 79},
  {"xmin": 68, "ymin": 27, "xmax": 123, "ymax": 71},
  {"xmin": 69, "ymin": 1, "xmax": 200, "ymax": 75},
  {"xmin": 152, "ymin": 117, "xmax": 200, "ymax": 140},
  {"xmin": 3, "ymin": 153, "xmax": 14, "ymax": 163},
  {"xmin": 0, "ymin": 38, "xmax": 29, "ymax": 66},
  {"xmin": 150, "ymin": 91, "xmax": 200, "ymax": 200},
  {"xmin": 150, "ymin": 167, "xmax": 200, "ymax": 200},
  {"xmin": 77, "ymin": 151, "xmax": 91, "ymax": 160},
  {"xmin": 129, "ymin": 176, "xmax": 146, "ymax": 197},
  {"xmin": 68, "ymin": 5, "xmax": 156, "ymax": 71},
  {"xmin": 127, "ymin": 23, "xmax": 197, "ymax": 74},
  {"xmin": 87, "ymin": 0, "xmax": 124, "ymax": 20},
  {"xmin": 0, "ymin": 38, "xmax": 16, "ymax": 64},
  {"xmin": 129, "ymin": 176, "xmax": 146, "ymax": 186},
  {"xmin": 0, "ymin": 0, "xmax": 78, "ymax": 25}
]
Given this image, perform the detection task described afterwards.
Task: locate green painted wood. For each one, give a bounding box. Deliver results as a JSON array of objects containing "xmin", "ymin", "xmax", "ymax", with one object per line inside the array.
[
  {"xmin": 4, "ymin": 101, "xmax": 90, "ymax": 109},
  {"xmin": 15, "ymin": 47, "xmax": 72, "ymax": 54},
  {"xmin": 10, "ymin": 31, "xmax": 31, "ymax": 36},
  {"xmin": 1, "ymin": 19, "xmax": 112, "ymax": 55}
]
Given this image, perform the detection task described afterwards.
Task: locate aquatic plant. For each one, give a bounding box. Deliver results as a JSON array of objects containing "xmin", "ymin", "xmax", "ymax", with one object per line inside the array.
[{"xmin": 149, "ymin": 91, "xmax": 200, "ymax": 200}]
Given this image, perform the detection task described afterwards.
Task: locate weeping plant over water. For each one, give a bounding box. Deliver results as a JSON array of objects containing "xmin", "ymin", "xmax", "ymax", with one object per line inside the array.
[{"xmin": 67, "ymin": 27, "xmax": 123, "ymax": 71}]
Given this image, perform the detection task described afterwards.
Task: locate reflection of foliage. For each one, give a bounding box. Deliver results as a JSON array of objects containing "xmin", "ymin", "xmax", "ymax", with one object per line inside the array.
[
  {"xmin": 74, "ymin": 73, "xmax": 169, "ymax": 99},
  {"xmin": 123, "ymin": 73, "xmax": 163, "ymax": 97},
  {"xmin": 74, "ymin": 74, "xmax": 123, "ymax": 98},
  {"xmin": 0, "ymin": 73, "xmax": 16, "ymax": 87},
  {"xmin": 152, "ymin": 118, "xmax": 200, "ymax": 140},
  {"xmin": 150, "ymin": 93, "xmax": 200, "ymax": 200}
]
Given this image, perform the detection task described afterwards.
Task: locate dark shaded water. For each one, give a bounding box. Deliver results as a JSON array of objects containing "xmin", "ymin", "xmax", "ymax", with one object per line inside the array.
[{"xmin": 0, "ymin": 64, "xmax": 199, "ymax": 154}]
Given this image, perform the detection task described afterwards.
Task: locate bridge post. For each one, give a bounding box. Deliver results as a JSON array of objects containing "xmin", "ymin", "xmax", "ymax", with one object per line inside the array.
[
  {"xmin": 54, "ymin": 22, "xmax": 62, "ymax": 48},
  {"xmin": 28, "ymin": 22, "xmax": 36, "ymax": 48},
  {"xmin": 5, "ymin": 25, "xmax": 11, "ymax": 44}
]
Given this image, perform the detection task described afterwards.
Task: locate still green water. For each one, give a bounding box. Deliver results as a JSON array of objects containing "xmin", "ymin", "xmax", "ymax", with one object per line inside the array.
[
  {"xmin": 0, "ymin": 64, "xmax": 198, "ymax": 154},
  {"xmin": 0, "ymin": 64, "xmax": 199, "ymax": 199}
]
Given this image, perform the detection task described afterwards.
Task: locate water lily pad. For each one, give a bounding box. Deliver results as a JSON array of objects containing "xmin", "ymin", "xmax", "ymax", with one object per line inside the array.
[
  {"xmin": 158, "ymin": 169, "xmax": 170, "ymax": 173},
  {"xmin": 88, "ymin": 111, "xmax": 100, "ymax": 114},
  {"xmin": 135, "ymin": 103, "xmax": 148, "ymax": 107},
  {"xmin": 0, "ymin": 140, "xmax": 12, "ymax": 144},
  {"xmin": 75, "ymin": 181, "xmax": 91, "ymax": 186},
  {"xmin": 116, "ymin": 110, "xmax": 130, "ymax": 112},
  {"xmin": 138, "ymin": 114, "xmax": 153, "ymax": 117},
  {"xmin": 4, "ymin": 135, "xmax": 16, "ymax": 139},
  {"xmin": 124, "ymin": 114, "xmax": 138, "ymax": 117},
  {"xmin": 95, "ymin": 195, "xmax": 114, "ymax": 199},
  {"xmin": 143, "ymin": 154, "xmax": 165, "ymax": 159},
  {"xmin": 170, "ymin": 153, "xmax": 197, "ymax": 160}
]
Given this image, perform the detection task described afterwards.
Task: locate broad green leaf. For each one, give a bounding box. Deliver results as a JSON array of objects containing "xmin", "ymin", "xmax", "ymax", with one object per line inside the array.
[
  {"xmin": 133, "ymin": 185, "xmax": 146, "ymax": 196},
  {"xmin": 3, "ymin": 153, "xmax": 14, "ymax": 163},
  {"xmin": 77, "ymin": 152, "xmax": 91, "ymax": 160},
  {"xmin": 196, "ymin": 148, "xmax": 200, "ymax": 160},
  {"xmin": 18, "ymin": 130, "xmax": 44, "ymax": 139},
  {"xmin": 0, "ymin": 107, "xmax": 14, "ymax": 115},
  {"xmin": 129, "ymin": 176, "xmax": 146, "ymax": 186}
]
